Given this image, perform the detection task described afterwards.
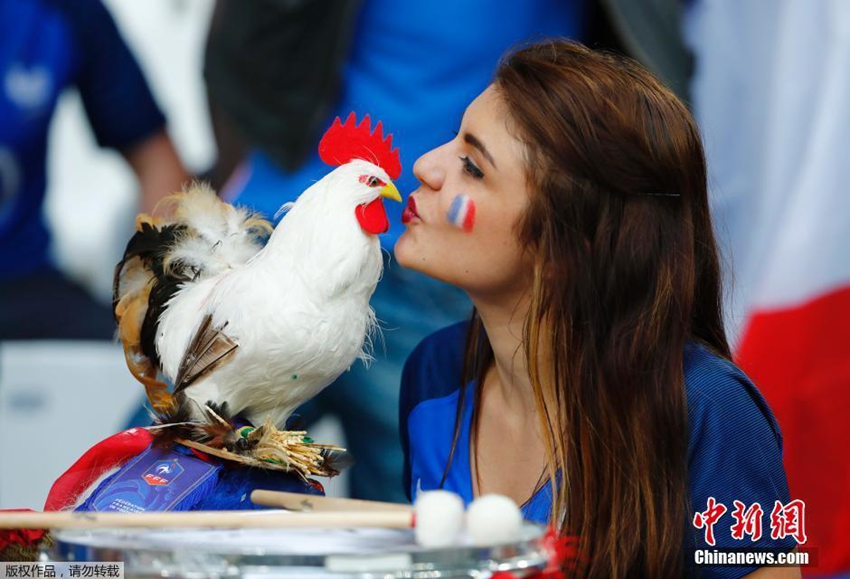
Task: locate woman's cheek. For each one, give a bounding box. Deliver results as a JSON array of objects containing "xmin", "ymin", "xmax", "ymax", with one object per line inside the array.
[{"xmin": 444, "ymin": 194, "xmax": 477, "ymax": 233}]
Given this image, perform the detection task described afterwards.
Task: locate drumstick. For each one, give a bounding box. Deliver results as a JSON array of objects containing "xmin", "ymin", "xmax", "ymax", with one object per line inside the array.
[
  {"xmin": 0, "ymin": 510, "xmax": 414, "ymax": 530},
  {"xmin": 250, "ymin": 490, "xmax": 412, "ymax": 512}
]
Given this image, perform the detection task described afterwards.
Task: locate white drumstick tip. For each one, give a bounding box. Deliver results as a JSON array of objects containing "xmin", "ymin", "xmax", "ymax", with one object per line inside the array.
[
  {"xmin": 466, "ymin": 494, "xmax": 523, "ymax": 546},
  {"xmin": 413, "ymin": 490, "xmax": 465, "ymax": 548}
]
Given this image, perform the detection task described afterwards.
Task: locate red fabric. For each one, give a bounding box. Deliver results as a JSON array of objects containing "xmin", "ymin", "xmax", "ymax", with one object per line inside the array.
[
  {"xmin": 0, "ymin": 510, "xmax": 46, "ymax": 550},
  {"xmin": 489, "ymin": 528, "xmax": 581, "ymax": 578},
  {"xmin": 540, "ymin": 529, "xmax": 582, "ymax": 577},
  {"xmin": 736, "ymin": 284, "xmax": 850, "ymax": 575},
  {"xmin": 43, "ymin": 428, "xmax": 153, "ymax": 512}
]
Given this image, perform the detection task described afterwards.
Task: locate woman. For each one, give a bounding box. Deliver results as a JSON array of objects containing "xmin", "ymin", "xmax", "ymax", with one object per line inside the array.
[{"xmin": 395, "ymin": 41, "xmax": 800, "ymax": 578}]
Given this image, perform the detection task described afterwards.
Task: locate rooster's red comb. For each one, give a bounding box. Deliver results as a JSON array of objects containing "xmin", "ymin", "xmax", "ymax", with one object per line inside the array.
[{"xmin": 318, "ymin": 112, "xmax": 401, "ymax": 180}]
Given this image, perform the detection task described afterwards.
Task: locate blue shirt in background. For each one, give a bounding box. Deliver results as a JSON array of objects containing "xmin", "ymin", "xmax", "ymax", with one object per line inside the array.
[
  {"xmin": 0, "ymin": 0, "xmax": 165, "ymax": 281},
  {"xmin": 400, "ymin": 322, "xmax": 797, "ymax": 579},
  {"xmin": 232, "ymin": 0, "xmax": 587, "ymax": 248}
]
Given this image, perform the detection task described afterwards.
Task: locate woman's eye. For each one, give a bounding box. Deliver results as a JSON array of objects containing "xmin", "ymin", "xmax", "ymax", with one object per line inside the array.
[{"xmin": 459, "ymin": 156, "xmax": 484, "ymax": 179}]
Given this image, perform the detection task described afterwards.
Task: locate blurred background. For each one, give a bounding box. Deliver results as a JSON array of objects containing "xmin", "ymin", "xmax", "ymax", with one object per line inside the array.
[{"xmin": 0, "ymin": 0, "xmax": 847, "ymax": 575}]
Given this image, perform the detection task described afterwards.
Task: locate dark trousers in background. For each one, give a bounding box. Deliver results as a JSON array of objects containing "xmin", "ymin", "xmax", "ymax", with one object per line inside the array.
[{"xmin": 0, "ymin": 268, "xmax": 115, "ymax": 341}]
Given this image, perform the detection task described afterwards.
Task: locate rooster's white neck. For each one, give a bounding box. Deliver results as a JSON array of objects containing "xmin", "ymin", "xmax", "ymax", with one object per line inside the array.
[{"xmin": 257, "ymin": 200, "xmax": 382, "ymax": 299}]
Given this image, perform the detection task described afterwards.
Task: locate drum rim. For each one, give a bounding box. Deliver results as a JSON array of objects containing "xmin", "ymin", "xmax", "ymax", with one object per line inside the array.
[{"xmin": 48, "ymin": 523, "xmax": 552, "ymax": 578}]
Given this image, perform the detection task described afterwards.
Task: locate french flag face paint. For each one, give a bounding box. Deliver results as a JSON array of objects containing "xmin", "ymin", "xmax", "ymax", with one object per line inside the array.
[{"xmin": 447, "ymin": 194, "xmax": 476, "ymax": 233}]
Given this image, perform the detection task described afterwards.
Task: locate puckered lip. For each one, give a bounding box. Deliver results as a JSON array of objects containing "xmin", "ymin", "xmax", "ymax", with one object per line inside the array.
[{"xmin": 401, "ymin": 195, "xmax": 421, "ymax": 224}]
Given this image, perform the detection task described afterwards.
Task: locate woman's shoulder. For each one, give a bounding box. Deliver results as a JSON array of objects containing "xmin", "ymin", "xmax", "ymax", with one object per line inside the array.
[
  {"xmin": 400, "ymin": 322, "xmax": 471, "ymax": 501},
  {"xmin": 683, "ymin": 341, "xmax": 784, "ymax": 451},
  {"xmin": 401, "ymin": 321, "xmax": 469, "ymax": 407},
  {"xmin": 682, "ymin": 341, "xmax": 796, "ymax": 560}
]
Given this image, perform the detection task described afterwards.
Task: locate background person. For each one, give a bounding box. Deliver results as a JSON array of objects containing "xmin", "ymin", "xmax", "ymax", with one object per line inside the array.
[{"xmin": 0, "ymin": 0, "xmax": 188, "ymax": 340}]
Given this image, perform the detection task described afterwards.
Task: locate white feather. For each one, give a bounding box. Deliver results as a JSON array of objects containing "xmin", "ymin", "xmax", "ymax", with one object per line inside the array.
[
  {"xmin": 156, "ymin": 161, "xmax": 392, "ymax": 427},
  {"xmin": 162, "ymin": 184, "xmax": 270, "ymax": 280}
]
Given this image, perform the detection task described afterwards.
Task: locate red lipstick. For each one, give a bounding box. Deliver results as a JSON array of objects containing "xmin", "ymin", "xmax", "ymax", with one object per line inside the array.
[{"xmin": 402, "ymin": 196, "xmax": 420, "ymax": 224}]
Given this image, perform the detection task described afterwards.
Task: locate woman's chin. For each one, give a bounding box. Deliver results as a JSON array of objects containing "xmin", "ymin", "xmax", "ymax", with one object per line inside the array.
[
  {"xmin": 394, "ymin": 233, "xmax": 436, "ymax": 278},
  {"xmin": 393, "ymin": 233, "xmax": 417, "ymax": 270}
]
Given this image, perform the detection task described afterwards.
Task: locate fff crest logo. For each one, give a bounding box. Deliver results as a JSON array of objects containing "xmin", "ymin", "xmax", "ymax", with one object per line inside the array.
[{"xmin": 142, "ymin": 459, "xmax": 184, "ymax": 486}]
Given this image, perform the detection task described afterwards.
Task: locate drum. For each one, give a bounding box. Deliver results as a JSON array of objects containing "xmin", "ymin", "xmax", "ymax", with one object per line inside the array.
[{"xmin": 47, "ymin": 522, "xmax": 551, "ymax": 578}]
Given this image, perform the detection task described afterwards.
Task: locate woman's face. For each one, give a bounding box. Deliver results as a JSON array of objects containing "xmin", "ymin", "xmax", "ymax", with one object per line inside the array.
[{"xmin": 394, "ymin": 86, "xmax": 534, "ymax": 298}]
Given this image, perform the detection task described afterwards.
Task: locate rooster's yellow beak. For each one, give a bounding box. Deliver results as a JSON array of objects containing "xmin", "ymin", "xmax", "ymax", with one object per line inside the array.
[{"xmin": 380, "ymin": 182, "xmax": 402, "ymax": 203}]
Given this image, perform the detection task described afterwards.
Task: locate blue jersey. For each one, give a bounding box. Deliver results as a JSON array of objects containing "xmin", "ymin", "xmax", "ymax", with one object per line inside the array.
[
  {"xmin": 400, "ymin": 322, "xmax": 797, "ymax": 578},
  {"xmin": 0, "ymin": 0, "xmax": 165, "ymax": 280},
  {"xmin": 231, "ymin": 0, "xmax": 587, "ymax": 249}
]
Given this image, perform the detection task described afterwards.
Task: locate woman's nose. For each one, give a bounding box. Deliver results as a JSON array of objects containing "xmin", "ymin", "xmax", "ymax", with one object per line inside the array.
[{"xmin": 412, "ymin": 144, "xmax": 447, "ymax": 192}]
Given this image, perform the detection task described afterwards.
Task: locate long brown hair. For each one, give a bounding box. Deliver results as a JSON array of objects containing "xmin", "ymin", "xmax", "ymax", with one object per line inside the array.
[{"xmin": 459, "ymin": 40, "xmax": 729, "ymax": 578}]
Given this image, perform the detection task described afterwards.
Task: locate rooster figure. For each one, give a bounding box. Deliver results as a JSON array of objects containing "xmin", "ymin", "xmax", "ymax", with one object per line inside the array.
[{"xmin": 112, "ymin": 113, "xmax": 402, "ymax": 478}]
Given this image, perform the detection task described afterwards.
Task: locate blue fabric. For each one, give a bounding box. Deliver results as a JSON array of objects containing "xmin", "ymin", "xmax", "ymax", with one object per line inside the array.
[
  {"xmin": 193, "ymin": 460, "xmax": 324, "ymax": 511},
  {"xmin": 401, "ymin": 322, "xmax": 797, "ymax": 578},
  {"xmin": 75, "ymin": 444, "xmax": 222, "ymax": 513},
  {"xmin": 232, "ymin": 0, "xmax": 588, "ymax": 251},
  {"xmin": 75, "ymin": 443, "xmax": 323, "ymax": 512},
  {"xmin": 0, "ymin": 0, "xmax": 165, "ymax": 280}
]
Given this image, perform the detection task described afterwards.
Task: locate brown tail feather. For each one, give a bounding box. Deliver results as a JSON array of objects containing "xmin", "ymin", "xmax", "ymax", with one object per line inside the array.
[
  {"xmin": 114, "ymin": 232, "xmax": 174, "ymax": 414},
  {"xmin": 123, "ymin": 346, "xmax": 176, "ymax": 414},
  {"xmin": 113, "ymin": 184, "xmax": 270, "ymax": 419}
]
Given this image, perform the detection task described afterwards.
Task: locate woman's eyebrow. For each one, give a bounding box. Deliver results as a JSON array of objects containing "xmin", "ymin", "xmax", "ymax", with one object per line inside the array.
[{"xmin": 463, "ymin": 133, "xmax": 497, "ymax": 169}]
